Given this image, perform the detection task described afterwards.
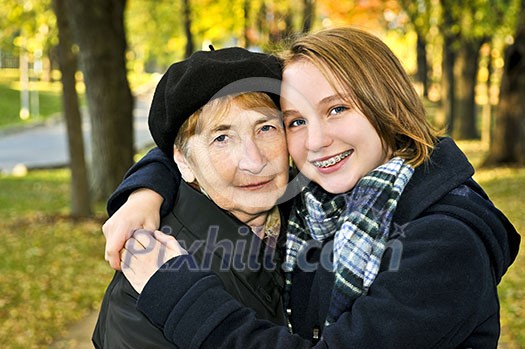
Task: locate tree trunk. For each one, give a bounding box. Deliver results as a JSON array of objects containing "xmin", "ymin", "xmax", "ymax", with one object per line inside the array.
[
  {"xmin": 66, "ymin": 0, "xmax": 134, "ymax": 202},
  {"xmin": 52, "ymin": 0, "xmax": 92, "ymax": 217},
  {"xmin": 302, "ymin": 0, "xmax": 315, "ymax": 33},
  {"xmin": 256, "ymin": 2, "xmax": 268, "ymax": 44},
  {"xmin": 182, "ymin": 0, "xmax": 194, "ymax": 58},
  {"xmin": 484, "ymin": 0, "xmax": 525, "ymax": 166},
  {"xmin": 482, "ymin": 42, "xmax": 494, "ymax": 145},
  {"xmin": 243, "ymin": 0, "xmax": 251, "ymax": 48},
  {"xmin": 441, "ymin": 35, "xmax": 456, "ymax": 134},
  {"xmin": 416, "ymin": 33, "xmax": 429, "ymax": 98},
  {"xmin": 284, "ymin": 7, "xmax": 294, "ymax": 40},
  {"xmin": 452, "ymin": 39, "xmax": 485, "ymax": 140}
]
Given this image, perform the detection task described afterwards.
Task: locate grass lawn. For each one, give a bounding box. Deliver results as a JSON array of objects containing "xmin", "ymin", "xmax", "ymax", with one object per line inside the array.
[
  {"xmin": 0, "ymin": 169, "xmax": 113, "ymax": 348},
  {"xmin": 0, "ymin": 69, "xmax": 67, "ymax": 129},
  {"xmin": 0, "ymin": 68, "xmax": 154, "ymax": 130},
  {"xmin": 0, "ymin": 141, "xmax": 522, "ymax": 348}
]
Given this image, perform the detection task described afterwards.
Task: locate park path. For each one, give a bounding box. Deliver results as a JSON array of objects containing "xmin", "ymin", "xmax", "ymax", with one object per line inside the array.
[
  {"xmin": 0, "ymin": 84, "xmax": 156, "ymax": 174},
  {"xmin": 48, "ymin": 311, "xmax": 99, "ymax": 349}
]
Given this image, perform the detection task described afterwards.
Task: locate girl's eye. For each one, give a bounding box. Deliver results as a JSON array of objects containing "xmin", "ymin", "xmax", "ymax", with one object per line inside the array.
[
  {"xmin": 329, "ymin": 106, "xmax": 348, "ymax": 115},
  {"xmin": 287, "ymin": 119, "xmax": 306, "ymax": 128}
]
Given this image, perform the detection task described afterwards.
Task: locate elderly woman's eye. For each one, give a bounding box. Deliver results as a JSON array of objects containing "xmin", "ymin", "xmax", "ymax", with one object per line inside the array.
[
  {"xmin": 260, "ymin": 125, "xmax": 275, "ymax": 132},
  {"xmin": 214, "ymin": 134, "xmax": 228, "ymax": 142}
]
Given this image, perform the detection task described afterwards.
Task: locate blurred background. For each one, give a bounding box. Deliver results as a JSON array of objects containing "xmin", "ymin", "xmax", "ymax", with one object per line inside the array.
[{"xmin": 0, "ymin": 0, "xmax": 523, "ymax": 348}]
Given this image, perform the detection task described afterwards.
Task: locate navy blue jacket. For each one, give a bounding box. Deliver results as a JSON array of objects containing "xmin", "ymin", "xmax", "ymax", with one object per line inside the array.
[{"xmin": 106, "ymin": 138, "xmax": 520, "ymax": 348}]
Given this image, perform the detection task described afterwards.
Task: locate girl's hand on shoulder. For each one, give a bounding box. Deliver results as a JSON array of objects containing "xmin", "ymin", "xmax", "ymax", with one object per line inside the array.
[
  {"xmin": 102, "ymin": 188, "xmax": 163, "ymax": 270},
  {"xmin": 121, "ymin": 229, "xmax": 187, "ymax": 294}
]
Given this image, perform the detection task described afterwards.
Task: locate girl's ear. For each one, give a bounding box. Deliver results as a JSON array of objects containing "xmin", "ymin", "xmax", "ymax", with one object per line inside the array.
[{"xmin": 173, "ymin": 147, "xmax": 196, "ymax": 183}]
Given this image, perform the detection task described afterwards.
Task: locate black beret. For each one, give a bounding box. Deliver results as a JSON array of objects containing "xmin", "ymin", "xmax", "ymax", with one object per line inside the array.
[{"xmin": 148, "ymin": 47, "xmax": 283, "ymax": 157}]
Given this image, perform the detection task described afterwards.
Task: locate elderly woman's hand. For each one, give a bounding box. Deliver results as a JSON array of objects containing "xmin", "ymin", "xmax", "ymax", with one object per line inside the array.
[
  {"xmin": 102, "ymin": 188, "xmax": 163, "ymax": 270},
  {"xmin": 120, "ymin": 229, "xmax": 187, "ymax": 294}
]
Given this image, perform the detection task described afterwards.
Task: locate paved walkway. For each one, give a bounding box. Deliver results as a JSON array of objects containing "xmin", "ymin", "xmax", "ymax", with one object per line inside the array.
[
  {"xmin": 49, "ymin": 311, "xmax": 99, "ymax": 349},
  {"xmin": 0, "ymin": 85, "xmax": 156, "ymax": 175}
]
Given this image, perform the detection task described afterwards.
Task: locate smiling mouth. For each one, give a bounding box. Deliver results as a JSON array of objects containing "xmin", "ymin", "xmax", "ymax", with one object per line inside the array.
[
  {"xmin": 238, "ymin": 179, "xmax": 273, "ymax": 190},
  {"xmin": 312, "ymin": 150, "xmax": 353, "ymax": 168}
]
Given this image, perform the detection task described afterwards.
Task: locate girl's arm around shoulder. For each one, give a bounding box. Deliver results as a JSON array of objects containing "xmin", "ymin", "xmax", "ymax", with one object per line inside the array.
[
  {"xmin": 107, "ymin": 147, "xmax": 181, "ymax": 216},
  {"xmin": 103, "ymin": 147, "xmax": 181, "ymax": 270},
  {"xmin": 137, "ymin": 255, "xmax": 315, "ymax": 349},
  {"xmin": 136, "ymin": 215, "xmax": 495, "ymax": 349}
]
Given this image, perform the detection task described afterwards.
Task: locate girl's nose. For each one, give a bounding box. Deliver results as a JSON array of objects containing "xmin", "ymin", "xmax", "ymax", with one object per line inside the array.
[{"xmin": 305, "ymin": 122, "xmax": 332, "ymax": 152}]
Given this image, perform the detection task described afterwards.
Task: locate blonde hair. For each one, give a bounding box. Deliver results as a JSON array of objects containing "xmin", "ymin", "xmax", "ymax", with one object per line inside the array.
[
  {"xmin": 174, "ymin": 92, "xmax": 279, "ymax": 156},
  {"xmin": 280, "ymin": 27, "xmax": 439, "ymax": 167}
]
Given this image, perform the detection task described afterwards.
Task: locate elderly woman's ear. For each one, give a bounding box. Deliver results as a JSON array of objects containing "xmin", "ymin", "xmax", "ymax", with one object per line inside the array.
[{"xmin": 173, "ymin": 146, "xmax": 196, "ymax": 183}]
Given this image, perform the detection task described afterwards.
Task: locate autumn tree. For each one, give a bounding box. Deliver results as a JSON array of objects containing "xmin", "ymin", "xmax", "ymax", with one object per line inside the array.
[
  {"xmin": 66, "ymin": 0, "xmax": 134, "ymax": 202},
  {"xmin": 439, "ymin": 1, "xmax": 458, "ymax": 135},
  {"xmin": 302, "ymin": 0, "xmax": 316, "ymax": 33},
  {"xmin": 484, "ymin": 0, "xmax": 525, "ymax": 166},
  {"xmin": 1, "ymin": 0, "xmax": 57, "ymax": 111},
  {"xmin": 1, "ymin": 0, "xmax": 91, "ymax": 216},
  {"xmin": 182, "ymin": 0, "xmax": 194, "ymax": 58},
  {"xmin": 125, "ymin": 1, "xmax": 184, "ymax": 70},
  {"xmin": 438, "ymin": 0, "xmax": 514, "ymax": 140},
  {"xmin": 51, "ymin": 0, "xmax": 91, "ymax": 217},
  {"xmin": 399, "ymin": 0, "xmax": 433, "ymax": 97}
]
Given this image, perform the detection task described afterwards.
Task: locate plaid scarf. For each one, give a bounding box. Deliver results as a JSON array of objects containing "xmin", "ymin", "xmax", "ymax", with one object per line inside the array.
[{"xmin": 283, "ymin": 157, "xmax": 414, "ymax": 326}]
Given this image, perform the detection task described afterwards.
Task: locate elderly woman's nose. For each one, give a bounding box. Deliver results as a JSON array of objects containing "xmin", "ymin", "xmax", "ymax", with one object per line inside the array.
[{"xmin": 238, "ymin": 138, "xmax": 266, "ymax": 173}]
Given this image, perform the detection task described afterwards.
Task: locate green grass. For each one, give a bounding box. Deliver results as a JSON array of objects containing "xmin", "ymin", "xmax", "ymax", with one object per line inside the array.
[
  {"xmin": 0, "ymin": 68, "xmax": 154, "ymax": 130},
  {"xmin": 0, "ymin": 69, "xmax": 67, "ymax": 129},
  {"xmin": 0, "ymin": 170, "xmax": 70, "ymax": 216},
  {"xmin": 0, "ymin": 169, "xmax": 113, "ymax": 348},
  {"xmin": 0, "ymin": 82, "xmax": 25, "ymax": 127}
]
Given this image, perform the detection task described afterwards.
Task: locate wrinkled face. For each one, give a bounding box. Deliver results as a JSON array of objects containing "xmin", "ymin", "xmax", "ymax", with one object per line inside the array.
[
  {"xmin": 281, "ymin": 60, "xmax": 391, "ymax": 194},
  {"xmin": 177, "ymin": 103, "xmax": 289, "ymax": 224}
]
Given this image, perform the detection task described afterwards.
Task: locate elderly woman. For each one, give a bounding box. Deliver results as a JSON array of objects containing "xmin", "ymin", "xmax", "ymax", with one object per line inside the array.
[{"xmin": 92, "ymin": 47, "xmax": 290, "ymax": 348}]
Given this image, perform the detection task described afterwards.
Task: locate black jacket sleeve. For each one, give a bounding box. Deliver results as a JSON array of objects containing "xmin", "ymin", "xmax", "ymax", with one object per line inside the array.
[
  {"xmin": 137, "ymin": 256, "xmax": 313, "ymax": 349},
  {"xmin": 136, "ymin": 216, "xmax": 496, "ymax": 348},
  {"xmin": 106, "ymin": 147, "xmax": 181, "ymax": 217}
]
